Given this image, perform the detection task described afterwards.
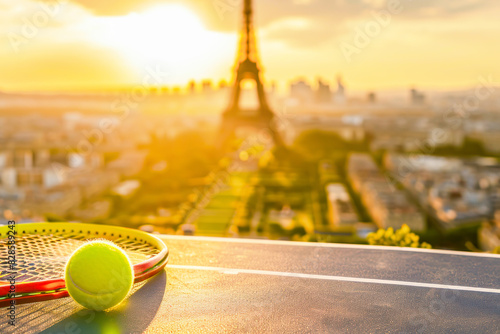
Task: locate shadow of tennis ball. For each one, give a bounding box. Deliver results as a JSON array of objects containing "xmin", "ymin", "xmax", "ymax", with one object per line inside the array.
[{"xmin": 41, "ymin": 271, "xmax": 167, "ymax": 334}]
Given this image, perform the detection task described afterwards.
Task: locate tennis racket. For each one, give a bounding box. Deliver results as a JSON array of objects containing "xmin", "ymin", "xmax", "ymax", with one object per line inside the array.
[{"xmin": 0, "ymin": 222, "xmax": 169, "ymax": 308}]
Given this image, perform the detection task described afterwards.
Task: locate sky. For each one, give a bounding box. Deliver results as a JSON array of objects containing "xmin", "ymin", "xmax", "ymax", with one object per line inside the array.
[{"xmin": 0, "ymin": 0, "xmax": 499, "ymax": 92}]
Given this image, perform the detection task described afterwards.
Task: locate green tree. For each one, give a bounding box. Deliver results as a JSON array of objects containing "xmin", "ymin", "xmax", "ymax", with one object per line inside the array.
[
  {"xmin": 45, "ymin": 213, "xmax": 66, "ymax": 222},
  {"xmin": 292, "ymin": 129, "xmax": 369, "ymax": 162}
]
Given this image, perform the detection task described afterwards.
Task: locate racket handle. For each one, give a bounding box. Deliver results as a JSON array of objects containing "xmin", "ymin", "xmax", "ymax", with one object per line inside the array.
[
  {"xmin": 0, "ymin": 279, "xmax": 65, "ymax": 295},
  {"xmin": 0, "ymin": 290, "xmax": 70, "ymax": 308}
]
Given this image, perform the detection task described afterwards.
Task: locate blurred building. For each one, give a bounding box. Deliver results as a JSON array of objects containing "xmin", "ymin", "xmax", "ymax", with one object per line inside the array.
[
  {"xmin": 107, "ymin": 151, "xmax": 147, "ymax": 177},
  {"xmin": 348, "ymin": 153, "xmax": 425, "ymax": 231},
  {"xmin": 366, "ymin": 115, "xmax": 464, "ymax": 151},
  {"xmin": 290, "ymin": 80, "xmax": 313, "ymax": 105},
  {"xmin": 385, "ymin": 154, "xmax": 495, "ymax": 230},
  {"xmin": 367, "ymin": 92, "xmax": 376, "ymax": 103},
  {"xmin": 0, "ymin": 113, "xmax": 149, "ymax": 220},
  {"xmin": 334, "ymin": 76, "xmax": 346, "ymax": 104},
  {"xmin": 316, "ymin": 79, "xmax": 332, "ymax": 104},
  {"xmin": 326, "ymin": 183, "xmax": 358, "ymax": 227},
  {"xmin": 188, "ymin": 80, "xmax": 196, "ymax": 94},
  {"xmin": 202, "ymin": 80, "xmax": 213, "ymax": 94},
  {"xmin": 410, "ymin": 88, "xmax": 426, "ymax": 105}
]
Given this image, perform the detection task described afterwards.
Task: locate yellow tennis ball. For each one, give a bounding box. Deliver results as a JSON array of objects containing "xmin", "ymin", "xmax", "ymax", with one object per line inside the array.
[{"xmin": 65, "ymin": 240, "xmax": 134, "ymax": 311}]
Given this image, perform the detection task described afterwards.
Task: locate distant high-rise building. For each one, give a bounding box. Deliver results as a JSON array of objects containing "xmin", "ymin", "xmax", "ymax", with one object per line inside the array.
[
  {"xmin": 202, "ymin": 80, "xmax": 213, "ymax": 94},
  {"xmin": 410, "ymin": 88, "xmax": 425, "ymax": 105},
  {"xmin": 335, "ymin": 75, "xmax": 346, "ymax": 104},
  {"xmin": 290, "ymin": 79, "xmax": 313, "ymax": 104},
  {"xmin": 188, "ymin": 80, "xmax": 196, "ymax": 94},
  {"xmin": 367, "ymin": 92, "xmax": 376, "ymax": 103},
  {"xmin": 316, "ymin": 79, "xmax": 332, "ymax": 103}
]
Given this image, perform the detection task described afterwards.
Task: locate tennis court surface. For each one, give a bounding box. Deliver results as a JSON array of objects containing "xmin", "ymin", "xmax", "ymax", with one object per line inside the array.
[{"xmin": 4, "ymin": 235, "xmax": 500, "ymax": 333}]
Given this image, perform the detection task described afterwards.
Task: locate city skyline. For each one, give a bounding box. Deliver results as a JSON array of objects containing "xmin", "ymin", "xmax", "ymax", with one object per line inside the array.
[{"xmin": 1, "ymin": 0, "xmax": 500, "ymax": 92}]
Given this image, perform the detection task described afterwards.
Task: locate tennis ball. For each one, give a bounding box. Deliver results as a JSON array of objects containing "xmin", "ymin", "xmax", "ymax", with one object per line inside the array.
[{"xmin": 65, "ymin": 240, "xmax": 134, "ymax": 311}]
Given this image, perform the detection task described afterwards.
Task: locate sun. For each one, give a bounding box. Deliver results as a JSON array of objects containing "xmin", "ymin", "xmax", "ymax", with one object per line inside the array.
[
  {"xmin": 94, "ymin": 4, "xmax": 224, "ymax": 84},
  {"xmin": 103, "ymin": 4, "xmax": 204, "ymax": 62}
]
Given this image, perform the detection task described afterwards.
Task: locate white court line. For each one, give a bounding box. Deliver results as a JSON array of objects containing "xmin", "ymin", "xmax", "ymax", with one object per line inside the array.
[
  {"xmin": 162, "ymin": 235, "xmax": 500, "ymax": 259},
  {"xmin": 167, "ymin": 264, "xmax": 500, "ymax": 295}
]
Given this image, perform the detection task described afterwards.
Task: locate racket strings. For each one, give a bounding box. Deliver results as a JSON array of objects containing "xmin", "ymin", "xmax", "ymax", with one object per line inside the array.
[{"xmin": 0, "ymin": 232, "xmax": 160, "ymax": 284}]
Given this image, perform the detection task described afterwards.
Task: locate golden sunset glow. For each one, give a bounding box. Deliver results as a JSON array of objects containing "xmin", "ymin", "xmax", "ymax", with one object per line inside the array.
[
  {"xmin": 92, "ymin": 5, "xmax": 226, "ymax": 74},
  {"xmin": 1, "ymin": 3, "xmax": 500, "ymax": 326},
  {"xmin": 0, "ymin": 0, "xmax": 499, "ymax": 91}
]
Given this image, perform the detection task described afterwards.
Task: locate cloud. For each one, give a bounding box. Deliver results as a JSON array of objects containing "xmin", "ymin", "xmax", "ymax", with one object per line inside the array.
[
  {"xmin": 397, "ymin": 0, "xmax": 493, "ymax": 17},
  {"xmin": 40, "ymin": 0, "xmax": 150, "ymax": 16},
  {"xmin": 215, "ymin": 0, "xmax": 499, "ymax": 49},
  {"xmin": 0, "ymin": 0, "xmax": 135, "ymax": 90},
  {"xmin": 261, "ymin": 17, "xmax": 338, "ymax": 48},
  {"xmin": 0, "ymin": 0, "xmax": 91, "ymax": 55},
  {"xmin": 31, "ymin": 0, "xmax": 499, "ymax": 42}
]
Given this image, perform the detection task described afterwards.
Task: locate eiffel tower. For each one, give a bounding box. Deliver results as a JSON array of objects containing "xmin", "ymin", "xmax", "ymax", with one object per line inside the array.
[{"xmin": 219, "ymin": 0, "xmax": 283, "ymax": 146}]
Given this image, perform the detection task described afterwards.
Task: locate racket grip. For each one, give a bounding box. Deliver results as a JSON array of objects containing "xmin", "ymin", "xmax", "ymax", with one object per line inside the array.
[
  {"xmin": 0, "ymin": 279, "xmax": 65, "ymax": 295},
  {"xmin": 0, "ymin": 290, "xmax": 69, "ymax": 308}
]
